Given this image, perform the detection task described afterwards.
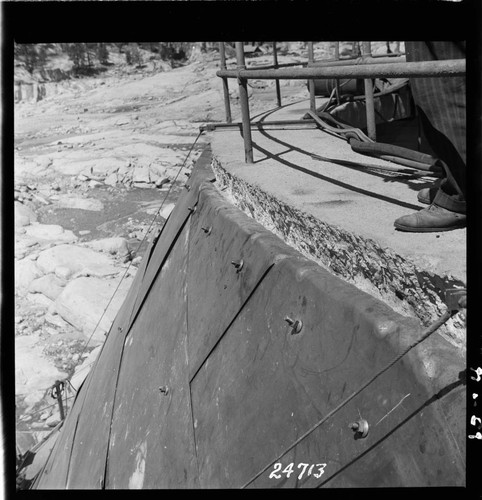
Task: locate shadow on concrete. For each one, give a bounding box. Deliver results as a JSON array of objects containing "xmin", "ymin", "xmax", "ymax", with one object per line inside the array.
[
  {"xmin": 249, "ymin": 98, "xmax": 310, "ymax": 121},
  {"xmin": 255, "ymin": 105, "xmax": 439, "ymax": 197},
  {"xmin": 258, "ymin": 123, "xmax": 432, "ymax": 185},
  {"xmin": 242, "ymin": 127, "xmax": 423, "ymax": 211}
]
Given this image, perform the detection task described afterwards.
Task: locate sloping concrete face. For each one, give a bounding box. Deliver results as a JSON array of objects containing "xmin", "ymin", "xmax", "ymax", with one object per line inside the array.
[
  {"xmin": 210, "ymin": 98, "xmax": 466, "ymax": 350},
  {"xmin": 32, "ymin": 148, "xmax": 465, "ymax": 489}
]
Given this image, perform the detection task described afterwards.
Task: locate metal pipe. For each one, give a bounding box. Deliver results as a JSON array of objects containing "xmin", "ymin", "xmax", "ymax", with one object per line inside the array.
[
  {"xmin": 249, "ymin": 55, "xmax": 405, "ymax": 72},
  {"xmin": 53, "ymin": 381, "xmax": 65, "ymax": 421},
  {"xmin": 307, "ymin": 42, "xmax": 316, "ymax": 112},
  {"xmin": 216, "ymin": 58, "xmax": 465, "ymax": 80},
  {"xmin": 306, "ymin": 55, "xmax": 406, "ymax": 68},
  {"xmin": 372, "ymin": 52, "xmax": 405, "ymax": 58},
  {"xmin": 219, "ymin": 42, "xmax": 232, "ymax": 123},
  {"xmin": 247, "ymin": 61, "xmax": 309, "ymax": 70},
  {"xmin": 363, "ymin": 77, "xmax": 376, "ymax": 139},
  {"xmin": 311, "ymin": 55, "xmax": 405, "ymax": 68},
  {"xmin": 273, "ymin": 42, "xmax": 282, "ymax": 107},
  {"xmin": 235, "ymin": 42, "xmax": 253, "ymax": 163},
  {"xmin": 362, "ymin": 42, "xmax": 376, "ymax": 141},
  {"xmin": 200, "ymin": 118, "xmax": 317, "ymax": 132}
]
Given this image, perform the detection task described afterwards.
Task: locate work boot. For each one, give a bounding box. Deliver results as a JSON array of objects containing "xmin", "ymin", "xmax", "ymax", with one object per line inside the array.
[
  {"xmin": 394, "ymin": 203, "xmax": 466, "ymax": 232},
  {"xmin": 417, "ymin": 178, "xmax": 444, "ymax": 205},
  {"xmin": 417, "ymin": 186, "xmax": 438, "ymax": 205}
]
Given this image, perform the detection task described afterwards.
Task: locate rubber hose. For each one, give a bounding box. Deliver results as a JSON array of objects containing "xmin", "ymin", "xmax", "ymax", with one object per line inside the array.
[
  {"xmin": 349, "ymin": 138, "xmax": 439, "ymax": 168},
  {"xmin": 379, "ymin": 155, "xmax": 443, "ymax": 173}
]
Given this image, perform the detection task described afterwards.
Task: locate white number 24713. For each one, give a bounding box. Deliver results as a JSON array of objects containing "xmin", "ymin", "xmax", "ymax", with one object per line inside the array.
[{"xmin": 269, "ymin": 462, "xmax": 327, "ymax": 480}]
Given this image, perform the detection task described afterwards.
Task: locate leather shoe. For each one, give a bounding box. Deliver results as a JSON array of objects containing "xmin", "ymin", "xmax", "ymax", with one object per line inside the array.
[
  {"xmin": 394, "ymin": 203, "xmax": 466, "ymax": 232},
  {"xmin": 417, "ymin": 187, "xmax": 438, "ymax": 205}
]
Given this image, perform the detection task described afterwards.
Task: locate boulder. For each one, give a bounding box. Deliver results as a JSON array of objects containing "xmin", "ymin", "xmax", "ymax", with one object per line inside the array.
[
  {"xmin": 15, "ymin": 201, "xmax": 37, "ymax": 227},
  {"xmin": 25, "ymin": 224, "xmax": 77, "ymax": 243},
  {"xmin": 156, "ymin": 149, "xmax": 186, "ymax": 168},
  {"xmin": 16, "ymin": 235, "xmax": 38, "ymax": 250},
  {"xmin": 71, "ymin": 265, "xmax": 120, "ymax": 279},
  {"xmin": 54, "ymin": 276, "xmax": 134, "ymax": 343},
  {"xmin": 148, "ymin": 163, "xmax": 167, "ymax": 178},
  {"xmin": 51, "ymin": 159, "xmax": 94, "ymax": 176},
  {"xmin": 15, "ymin": 238, "xmax": 38, "ymax": 259},
  {"xmin": 147, "ymin": 168, "xmax": 160, "ymax": 184},
  {"xmin": 104, "ymin": 172, "xmax": 118, "ymax": 186},
  {"xmin": 26, "ymin": 292, "xmax": 54, "ymax": 308},
  {"xmin": 92, "ymin": 158, "xmax": 128, "ymax": 176},
  {"xmin": 132, "ymin": 165, "xmax": 151, "ymax": 184},
  {"xmin": 116, "ymin": 162, "xmax": 132, "ymax": 180},
  {"xmin": 44, "ymin": 326, "xmax": 59, "ymax": 336},
  {"xmin": 54, "ymin": 265, "xmax": 73, "ymax": 280},
  {"xmin": 37, "ymin": 244, "xmax": 119, "ymax": 277},
  {"xmin": 29, "ymin": 274, "xmax": 66, "ymax": 300},
  {"xmin": 45, "ymin": 311, "xmax": 70, "ymax": 329},
  {"xmin": 87, "ymin": 237, "xmax": 130, "ymax": 256},
  {"xmin": 15, "ymin": 333, "xmax": 68, "ymax": 408},
  {"xmin": 15, "ymin": 258, "xmax": 44, "ymax": 291},
  {"xmin": 46, "ymin": 414, "xmax": 61, "ymax": 427},
  {"xmin": 15, "ymin": 157, "xmax": 49, "ymax": 179},
  {"xmin": 32, "ymin": 193, "xmax": 50, "ymax": 205},
  {"xmin": 26, "ymin": 251, "xmax": 39, "ymax": 261},
  {"xmin": 155, "ymin": 177, "xmax": 170, "ymax": 188}
]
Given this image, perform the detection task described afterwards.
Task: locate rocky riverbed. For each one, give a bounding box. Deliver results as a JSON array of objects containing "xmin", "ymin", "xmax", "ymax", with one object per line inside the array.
[{"xmin": 14, "ymin": 44, "xmax": 314, "ymax": 457}]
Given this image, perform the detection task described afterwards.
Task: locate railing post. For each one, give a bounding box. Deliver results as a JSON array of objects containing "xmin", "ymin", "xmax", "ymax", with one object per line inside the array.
[
  {"xmin": 362, "ymin": 41, "xmax": 376, "ymax": 141},
  {"xmin": 219, "ymin": 42, "xmax": 232, "ymax": 123},
  {"xmin": 307, "ymin": 42, "xmax": 316, "ymax": 112},
  {"xmin": 334, "ymin": 41, "xmax": 341, "ymax": 105},
  {"xmin": 235, "ymin": 42, "xmax": 254, "ymax": 163},
  {"xmin": 273, "ymin": 41, "xmax": 282, "ymax": 107}
]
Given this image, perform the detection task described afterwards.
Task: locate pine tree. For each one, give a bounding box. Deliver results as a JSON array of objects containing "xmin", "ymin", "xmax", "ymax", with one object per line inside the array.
[
  {"xmin": 37, "ymin": 45, "xmax": 47, "ymax": 68},
  {"xmin": 131, "ymin": 44, "xmax": 143, "ymax": 67},
  {"xmin": 66, "ymin": 43, "xmax": 87, "ymax": 72},
  {"xmin": 97, "ymin": 43, "xmax": 109, "ymax": 65},
  {"xmin": 125, "ymin": 47, "xmax": 132, "ymax": 65},
  {"xmin": 85, "ymin": 43, "xmax": 97, "ymax": 67},
  {"xmin": 125, "ymin": 43, "xmax": 142, "ymax": 67},
  {"xmin": 15, "ymin": 44, "xmax": 39, "ymax": 74}
]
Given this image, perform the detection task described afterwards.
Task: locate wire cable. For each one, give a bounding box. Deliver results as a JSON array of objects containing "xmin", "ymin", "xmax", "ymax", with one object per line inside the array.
[
  {"xmin": 241, "ymin": 308, "xmax": 453, "ymax": 488},
  {"xmin": 17, "ymin": 131, "xmax": 204, "ymax": 431},
  {"xmin": 73, "ymin": 129, "xmax": 203, "ymax": 364}
]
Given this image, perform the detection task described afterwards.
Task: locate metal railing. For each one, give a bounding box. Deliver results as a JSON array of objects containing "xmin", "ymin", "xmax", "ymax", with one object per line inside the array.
[{"xmin": 215, "ymin": 42, "xmax": 466, "ymax": 163}]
